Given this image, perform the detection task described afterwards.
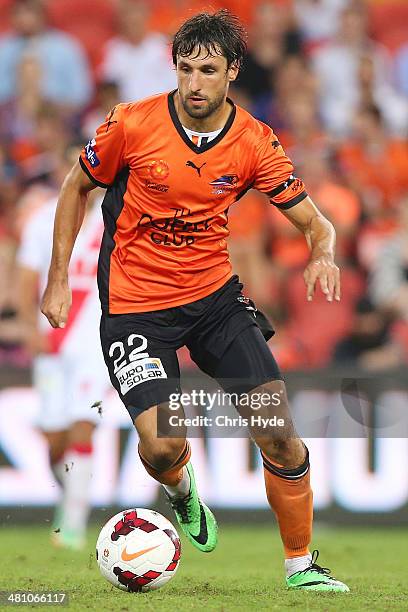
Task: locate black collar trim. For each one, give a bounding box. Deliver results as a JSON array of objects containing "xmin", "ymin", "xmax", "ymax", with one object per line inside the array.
[{"xmin": 167, "ymin": 90, "xmax": 236, "ymax": 155}]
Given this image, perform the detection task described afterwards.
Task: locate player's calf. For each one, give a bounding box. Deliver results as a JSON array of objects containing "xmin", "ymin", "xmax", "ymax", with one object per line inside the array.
[
  {"xmin": 242, "ymin": 381, "xmax": 306, "ymax": 468},
  {"xmin": 135, "ymin": 403, "xmax": 189, "ymax": 476},
  {"xmin": 138, "ymin": 440, "xmax": 218, "ymax": 553},
  {"xmin": 138, "ymin": 439, "xmax": 187, "ymax": 474},
  {"xmin": 135, "ymin": 407, "xmax": 218, "ymax": 553},
  {"xmin": 245, "ymin": 393, "xmax": 349, "ymax": 592},
  {"xmin": 256, "ymin": 437, "xmax": 306, "ymax": 469}
]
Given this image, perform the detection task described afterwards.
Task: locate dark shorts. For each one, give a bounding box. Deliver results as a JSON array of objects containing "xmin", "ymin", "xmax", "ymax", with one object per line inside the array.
[{"xmin": 100, "ymin": 275, "xmax": 282, "ymax": 420}]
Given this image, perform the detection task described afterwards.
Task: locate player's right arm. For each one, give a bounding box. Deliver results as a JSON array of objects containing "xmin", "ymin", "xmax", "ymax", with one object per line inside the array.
[
  {"xmin": 42, "ymin": 104, "xmax": 127, "ymax": 328},
  {"xmin": 41, "ymin": 163, "xmax": 96, "ymax": 329}
]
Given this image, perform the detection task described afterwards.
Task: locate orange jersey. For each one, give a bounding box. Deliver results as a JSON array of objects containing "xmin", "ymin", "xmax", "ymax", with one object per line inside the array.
[{"xmin": 80, "ymin": 91, "xmax": 307, "ymax": 313}]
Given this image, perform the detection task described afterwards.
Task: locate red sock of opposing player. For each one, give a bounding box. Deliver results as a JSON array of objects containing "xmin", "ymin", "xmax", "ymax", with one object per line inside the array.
[{"xmin": 262, "ymin": 447, "xmax": 313, "ymax": 560}]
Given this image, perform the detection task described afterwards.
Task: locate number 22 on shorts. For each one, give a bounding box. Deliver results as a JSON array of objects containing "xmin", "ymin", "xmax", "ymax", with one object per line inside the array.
[{"xmin": 108, "ymin": 335, "xmax": 167, "ymax": 395}]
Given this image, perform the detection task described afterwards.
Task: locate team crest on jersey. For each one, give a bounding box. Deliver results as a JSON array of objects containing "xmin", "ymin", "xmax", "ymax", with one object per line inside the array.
[
  {"xmin": 149, "ymin": 160, "xmax": 170, "ymax": 181},
  {"xmin": 209, "ymin": 174, "xmax": 238, "ymax": 195},
  {"xmin": 85, "ymin": 139, "xmax": 100, "ymax": 168}
]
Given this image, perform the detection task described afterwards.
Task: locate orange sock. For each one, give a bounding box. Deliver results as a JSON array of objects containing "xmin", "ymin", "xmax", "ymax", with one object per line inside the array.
[
  {"xmin": 262, "ymin": 448, "xmax": 313, "ymax": 558},
  {"xmin": 139, "ymin": 441, "xmax": 191, "ymax": 486}
]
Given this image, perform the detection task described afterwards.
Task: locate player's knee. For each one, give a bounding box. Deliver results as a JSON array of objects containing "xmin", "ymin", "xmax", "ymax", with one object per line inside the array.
[
  {"xmin": 257, "ymin": 437, "xmax": 306, "ymax": 469},
  {"xmin": 142, "ymin": 439, "xmax": 186, "ymax": 472},
  {"xmin": 68, "ymin": 420, "xmax": 96, "ymax": 445}
]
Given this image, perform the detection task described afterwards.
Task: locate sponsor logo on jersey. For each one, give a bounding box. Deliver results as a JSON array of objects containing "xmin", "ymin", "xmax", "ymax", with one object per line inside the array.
[
  {"xmin": 116, "ymin": 357, "xmax": 167, "ymax": 395},
  {"xmin": 85, "ymin": 139, "xmax": 100, "ymax": 167},
  {"xmin": 210, "ymin": 174, "xmax": 238, "ymax": 187},
  {"xmin": 186, "ymin": 160, "xmax": 206, "ymax": 177},
  {"xmin": 137, "ymin": 208, "xmax": 215, "ymax": 247},
  {"xmin": 149, "ymin": 160, "xmax": 170, "ymax": 181},
  {"xmin": 209, "ymin": 174, "xmax": 238, "ymax": 195},
  {"xmin": 145, "ymin": 181, "xmax": 169, "ymax": 193}
]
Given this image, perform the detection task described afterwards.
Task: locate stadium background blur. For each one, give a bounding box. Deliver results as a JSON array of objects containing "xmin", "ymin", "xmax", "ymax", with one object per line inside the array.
[{"xmin": 0, "ymin": 0, "xmax": 408, "ymax": 523}]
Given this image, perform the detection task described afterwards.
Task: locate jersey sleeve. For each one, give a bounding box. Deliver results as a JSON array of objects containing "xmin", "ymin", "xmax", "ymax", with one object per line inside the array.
[
  {"xmin": 79, "ymin": 104, "xmax": 128, "ymax": 188},
  {"xmin": 253, "ymin": 123, "xmax": 307, "ymax": 210}
]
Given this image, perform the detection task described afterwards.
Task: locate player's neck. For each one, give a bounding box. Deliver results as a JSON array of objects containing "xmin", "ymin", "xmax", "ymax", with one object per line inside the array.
[{"xmin": 174, "ymin": 91, "xmax": 232, "ymax": 133}]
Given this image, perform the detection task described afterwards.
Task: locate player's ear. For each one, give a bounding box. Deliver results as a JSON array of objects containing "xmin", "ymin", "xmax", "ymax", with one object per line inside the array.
[{"xmin": 227, "ymin": 61, "xmax": 239, "ymax": 82}]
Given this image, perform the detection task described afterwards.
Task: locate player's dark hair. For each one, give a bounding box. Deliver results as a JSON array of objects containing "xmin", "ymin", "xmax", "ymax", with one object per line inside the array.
[{"xmin": 172, "ymin": 10, "xmax": 247, "ymax": 71}]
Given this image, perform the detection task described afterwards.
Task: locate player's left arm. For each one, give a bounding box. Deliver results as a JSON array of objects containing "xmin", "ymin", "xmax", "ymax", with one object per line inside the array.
[{"xmin": 281, "ymin": 195, "xmax": 340, "ymax": 302}]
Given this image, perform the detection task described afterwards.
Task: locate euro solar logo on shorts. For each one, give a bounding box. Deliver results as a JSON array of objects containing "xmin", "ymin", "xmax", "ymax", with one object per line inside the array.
[
  {"xmin": 85, "ymin": 139, "xmax": 100, "ymax": 167},
  {"xmin": 145, "ymin": 361, "xmax": 159, "ymax": 371},
  {"xmin": 116, "ymin": 357, "xmax": 167, "ymax": 395}
]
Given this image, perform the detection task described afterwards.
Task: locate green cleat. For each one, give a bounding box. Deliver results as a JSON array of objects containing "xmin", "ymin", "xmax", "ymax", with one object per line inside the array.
[
  {"xmin": 166, "ymin": 462, "xmax": 218, "ymax": 553},
  {"xmin": 286, "ymin": 550, "xmax": 350, "ymax": 592},
  {"xmin": 51, "ymin": 528, "xmax": 85, "ymax": 551}
]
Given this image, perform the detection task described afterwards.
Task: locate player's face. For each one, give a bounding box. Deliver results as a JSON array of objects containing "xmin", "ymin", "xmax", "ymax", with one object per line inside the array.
[{"xmin": 176, "ymin": 47, "xmax": 238, "ymax": 120}]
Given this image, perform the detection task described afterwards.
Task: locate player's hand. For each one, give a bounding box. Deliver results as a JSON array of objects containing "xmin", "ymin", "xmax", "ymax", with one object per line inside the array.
[
  {"xmin": 303, "ymin": 256, "xmax": 341, "ymax": 302},
  {"xmin": 40, "ymin": 279, "xmax": 72, "ymax": 328}
]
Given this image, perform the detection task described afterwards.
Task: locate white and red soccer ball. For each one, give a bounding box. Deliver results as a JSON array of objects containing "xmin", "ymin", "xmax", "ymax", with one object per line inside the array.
[{"xmin": 96, "ymin": 508, "xmax": 181, "ymax": 592}]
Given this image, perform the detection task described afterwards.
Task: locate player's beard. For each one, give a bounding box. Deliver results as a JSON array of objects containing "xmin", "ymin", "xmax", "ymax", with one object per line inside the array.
[{"xmin": 181, "ymin": 89, "xmax": 226, "ymax": 120}]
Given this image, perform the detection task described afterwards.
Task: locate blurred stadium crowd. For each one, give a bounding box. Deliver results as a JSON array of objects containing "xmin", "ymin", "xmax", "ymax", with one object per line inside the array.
[{"xmin": 0, "ymin": 0, "xmax": 407, "ymax": 373}]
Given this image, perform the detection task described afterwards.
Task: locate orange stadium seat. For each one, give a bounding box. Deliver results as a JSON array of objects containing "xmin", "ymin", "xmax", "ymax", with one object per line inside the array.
[
  {"xmin": 0, "ymin": 0, "xmax": 12, "ymax": 33},
  {"xmin": 47, "ymin": 0, "xmax": 115, "ymax": 71},
  {"xmin": 149, "ymin": 0, "xmax": 258, "ymax": 35},
  {"xmin": 284, "ymin": 267, "xmax": 365, "ymax": 368}
]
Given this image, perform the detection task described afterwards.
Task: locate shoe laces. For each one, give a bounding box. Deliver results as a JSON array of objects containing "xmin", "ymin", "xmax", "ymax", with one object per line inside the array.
[
  {"xmin": 170, "ymin": 492, "xmax": 192, "ymax": 523},
  {"xmin": 297, "ymin": 550, "xmax": 332, "ymax": 577}
]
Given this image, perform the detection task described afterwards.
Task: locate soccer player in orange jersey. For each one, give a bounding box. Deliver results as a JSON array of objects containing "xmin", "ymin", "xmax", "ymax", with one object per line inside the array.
[{"xmin": 41, "ymin": 11, "xmax": 349, "ymax": 592}]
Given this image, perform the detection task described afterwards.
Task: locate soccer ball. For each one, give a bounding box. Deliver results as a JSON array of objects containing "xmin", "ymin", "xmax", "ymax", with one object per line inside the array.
[{"xmin": 96, "ymin": 508, "xmax": 181, "ymax": 592}]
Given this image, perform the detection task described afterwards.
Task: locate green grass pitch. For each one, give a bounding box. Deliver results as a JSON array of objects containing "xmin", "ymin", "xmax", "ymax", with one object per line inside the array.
[{"xmin": 0, "ymin": 524, "xmax": 407, "ymax": 611}]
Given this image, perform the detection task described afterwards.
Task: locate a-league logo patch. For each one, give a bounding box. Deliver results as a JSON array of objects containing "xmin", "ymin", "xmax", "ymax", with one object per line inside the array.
[
  {"xmin": 85, "ymin": 139, "xmax": 100, "ymax": 168},
  {"xmin": 149, "ymin": 160, "xmax": 170, "ymax": 181},
  {"xmin": 116, "ymin": 357, "xmax": 167, "ymax": 395}
]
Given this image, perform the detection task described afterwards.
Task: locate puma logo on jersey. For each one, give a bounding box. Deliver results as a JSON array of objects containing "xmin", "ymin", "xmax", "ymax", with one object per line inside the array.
[{"xmin": 186, "ymin": 160, "xmax": 206, "ymax": 177}]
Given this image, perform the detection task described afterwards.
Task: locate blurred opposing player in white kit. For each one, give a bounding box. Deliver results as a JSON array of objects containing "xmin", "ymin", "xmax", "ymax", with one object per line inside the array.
[{"xmin": 17, "ymin": 180, "xmax": 107, "ymax": 549}]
